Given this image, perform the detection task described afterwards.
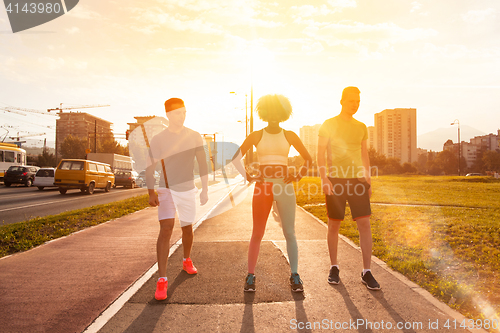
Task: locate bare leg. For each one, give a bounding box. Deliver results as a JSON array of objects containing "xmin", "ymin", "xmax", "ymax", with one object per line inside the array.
[
  {"xmin": 355, "ymin": 216, "xmax": 372, "ymax": 270},
  {"xmin": 181, "ymin": 224, "xmax": 194, "ymax": 258},
  {"xmin": 157, "ymin": 218, "xmax": 175, "ymax": 277},
  {"xmin": 327, "ymin": 218, "xmax": 342, "ymax": 266},
  {"xmin": 248, "ymin": 183, "xmax": 273, "ymax": 274}
]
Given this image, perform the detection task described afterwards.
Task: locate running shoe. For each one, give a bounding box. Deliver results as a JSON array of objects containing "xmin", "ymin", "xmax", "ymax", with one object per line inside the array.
[
  {"xmin": 328, "ymin": 266, "xmax": 340, "ymax": 285},
  {"xmin": 155, "ymin": 278, "xmax": 168, "ymax": 300},
  {"xmin": 290, "ymin": 273, "xmax": 304, "ymax": 292},
  {"xmin": 361, "ymin": 271, "xmax": 381, "ymax": 290},
  {"xmin": 244, "ymin": 273, "xmax": 256, "ymax": 292},
  {"xmin": 183, "ymin": 258, "xmax": 198, "ymax": 274}
]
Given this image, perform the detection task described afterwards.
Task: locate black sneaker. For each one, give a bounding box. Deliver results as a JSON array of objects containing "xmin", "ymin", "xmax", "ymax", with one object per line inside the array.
[
  {"xmin": 290, "ymin": 273, "xmax": 304, "ymax": 292},
  {"xmin": 328, "ymin": 266, "xmax": 340, "ymax": 284},
  {"xmin": 244, "ymin": 274, "xmax": 256, "ymax": 292},
  {"xmin": 361, "ymin": 271, "xmax": 381, "ymax": 290}
]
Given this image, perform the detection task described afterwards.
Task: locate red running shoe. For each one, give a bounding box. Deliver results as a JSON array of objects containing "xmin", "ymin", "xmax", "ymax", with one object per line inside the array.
[
  {"xmin": 155, "ymin": 278, "xmax": 168, "ymax": 300},
  {"xmin": 183, "ymin": 258, "xmax": 198, "ymax": 274}
]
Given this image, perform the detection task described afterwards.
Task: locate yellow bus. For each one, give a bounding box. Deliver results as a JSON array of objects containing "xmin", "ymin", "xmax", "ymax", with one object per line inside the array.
[{"xmin": 0, "ymin": 143, "xmax": 27, "ymax": 180}]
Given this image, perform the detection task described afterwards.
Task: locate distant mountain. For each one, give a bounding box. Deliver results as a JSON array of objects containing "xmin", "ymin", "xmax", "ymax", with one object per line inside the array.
[{"xmin": 418, "ymin": 125, "xmax": 487, "ymax": 151}]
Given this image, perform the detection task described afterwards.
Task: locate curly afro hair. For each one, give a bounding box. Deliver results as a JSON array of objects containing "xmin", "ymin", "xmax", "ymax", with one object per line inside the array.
[{"xmin": 256, "ymin": 94, "xmax": 292, "ymax": 123}]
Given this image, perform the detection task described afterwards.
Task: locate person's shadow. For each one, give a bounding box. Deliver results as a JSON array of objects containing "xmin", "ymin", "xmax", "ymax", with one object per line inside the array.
[
  {"xmin": 369, "ymin": 290, "xmax": 417, "ymax": 333},
  {"xmin": 293, "ymin": 292, "xmax": 312, "ymax": 333},
  {"xmin": 240, "ymin": 292, "xmax": 255, "ymax": 333},
  {"xmin": 123, "ymin": 271, "xmax": 197, "ymax": 333},
  {"xmin": 240, "ymin": 290, "xmax": 308, "ymax": 333},
  {"xmin": 330, "ymin": 282, "xmax": 374, "ymax": 333}
]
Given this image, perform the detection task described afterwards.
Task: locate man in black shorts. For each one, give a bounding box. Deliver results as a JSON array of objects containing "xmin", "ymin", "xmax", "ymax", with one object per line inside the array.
[{"xmin": 317, "ymin": 86, "xmax": 380, "ymax": 290}]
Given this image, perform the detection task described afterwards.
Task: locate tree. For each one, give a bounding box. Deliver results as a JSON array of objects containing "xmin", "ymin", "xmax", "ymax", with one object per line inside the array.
[
  {"xmin": 425, "ymin": 151, "xmax": 442, "ymax": 175},
  {"xmin": 416, "ymin": 153, "xmax": 428, "ymax": 173},
  {"xmin": 37, "ymin": 149, "xmax": 57, "ymax": 167},
  {"xmin": 98, "ymin": 139, "xmax": 128, "ymax": 155},
  {"xmin": 402, "ymin": 162, "xmax": 417, "ymax": 174},
  {"xmin": 435, "ymin": 149, "xmax": 457, "ymax": 175},
  {"xmin": 470, "ymin": 149, "xmax": 485, "ymax": 173},
  {"xmin": 383, "ymin": 158, "xmax": 404, "ymax": 174},
  {"xmin": 27, "ymin": 155, "xmax": 37, "ymax": 165},
  {"xmin": 482, "ymin": 150, "xmax": 500, "ymax": 172},
  {"xmin": 368, "ymin": 147, "xmax": 387, "ymax": 169},
  {"xmin": 60, "ymin": 135, "xmax": 87, "ymax": 159},
  {"xmin": 368, "ymin": 147, "xmax": 387, "ymax": 176}
]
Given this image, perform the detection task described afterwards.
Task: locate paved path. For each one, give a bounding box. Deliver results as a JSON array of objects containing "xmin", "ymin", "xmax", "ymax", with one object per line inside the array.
[
  {"xmin": 95, "ymin": 185, "xmax": 483, "ymax": 333},
  {"xmin": 0, "ymin": 179, "xmax": 485, "ymax": 333},
  {"xmin": 0, "ymin": 179, "xmax": 239, "ymax": 333}
]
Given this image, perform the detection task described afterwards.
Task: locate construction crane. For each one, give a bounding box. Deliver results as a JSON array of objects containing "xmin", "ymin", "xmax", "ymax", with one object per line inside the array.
[
  {"xmin": 47, "ymin": 103, "xmax": 110, "ymax": 112},
  {"xmin": 9, "ymin": 132, "xmax": 46, "ymax": 141},
  {"xmin": 0, "ymin": 106, "xmax": 57, "ymax": 116}
]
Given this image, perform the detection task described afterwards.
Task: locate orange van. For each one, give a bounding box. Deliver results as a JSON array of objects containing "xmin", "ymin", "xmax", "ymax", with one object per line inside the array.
[{"xmin": 54, "ymin": 159, "xmax": 115, "ymax": 194}]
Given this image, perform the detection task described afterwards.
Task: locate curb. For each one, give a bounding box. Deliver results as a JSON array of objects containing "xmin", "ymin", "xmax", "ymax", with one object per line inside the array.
[{"xmin": 0, "ymin": 200, "xmax": 151, "ymax": 262}]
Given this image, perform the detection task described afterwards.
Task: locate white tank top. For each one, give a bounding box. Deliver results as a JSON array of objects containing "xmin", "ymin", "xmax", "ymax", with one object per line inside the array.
[{"xmin": 256, "ymin": 129, "xmax": 290, "ymax": 165}]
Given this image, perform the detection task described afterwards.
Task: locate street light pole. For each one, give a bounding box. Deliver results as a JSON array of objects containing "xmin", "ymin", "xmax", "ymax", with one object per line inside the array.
[
  {"xmin": 249, "ymin": 83, "xmax": 253, "ymax": 164},
  {"xmin": 230, "ymin": 92, "xmax": 249, "ymax": 139},
  {"xmin": 213, "ymin": 133, "xmax": 216, "ymax": 181},
  {"xmin": 451, "ymin": 119, "xmax": 461, "ymax": 176}
]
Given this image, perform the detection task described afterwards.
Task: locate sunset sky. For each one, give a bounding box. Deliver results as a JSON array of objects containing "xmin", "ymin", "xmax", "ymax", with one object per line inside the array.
[{"xmin": 1, "ymin": 0, "xmax": 499, "ymax": 150}]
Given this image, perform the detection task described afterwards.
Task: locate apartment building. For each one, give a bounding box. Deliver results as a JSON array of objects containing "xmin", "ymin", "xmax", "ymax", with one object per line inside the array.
[
  {"xmin": 299, "ymin": 124, "xmax": 321, "ymax": 161},
  {"xmin": 56, "ymin": 112, "xmax": 113, "ymax": 153},
  {"xmin": 127, "ymin": 116, "xmax": 159, "ymax": 134},
  {"xmin": 367, "ymin": 126, "xmax": 375, "ymax": 150},
  {"xmin": 443, "ymin": 130, "xmax": 500, "ymax": 168},
  {"xmin": 374, "ymin": 108, "xmax": 417, "ymax": 163}
]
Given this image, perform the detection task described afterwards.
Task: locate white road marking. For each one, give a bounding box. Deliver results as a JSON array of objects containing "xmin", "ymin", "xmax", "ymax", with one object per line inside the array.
[
  {"xmin": 82, "ymin": 182, "xmax": 239, "ymax": 333},
  {"xmin": 0, "ymin": 190, "xmax": 145, "ymax": 213}
]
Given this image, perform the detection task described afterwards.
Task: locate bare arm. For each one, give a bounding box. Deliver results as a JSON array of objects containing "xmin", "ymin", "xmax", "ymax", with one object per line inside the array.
[
  {"xmin": 361, "ymin": 140, "xmax": 370, "ymax": 183},
  {"xmin": 196, "ymin": 139, "xmax": 209, "ymax": 205},
  {"xmin": 146, "ymin": 163, "xmax": 159, "ymax": 206},
  {"xmin": 231, "ymin": 131, "xmax": 262, "ymax": 182},
  {"xmin": 361, "ymin": 139, "xmax": 372, "ymax": 198},
  {"xmin": 317, "ymin": 135, "xmax": 333, "ymax": 194}
]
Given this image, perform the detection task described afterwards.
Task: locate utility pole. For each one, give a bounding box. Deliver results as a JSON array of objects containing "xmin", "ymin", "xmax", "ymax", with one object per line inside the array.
[
  {"xmin": 49, "ymin": 103, "xmax": 110, "ymax": 163},
  {"xmin": 451, "ymin": 119, "xmax": 461, "ymax": 176},
  {"xmin": 249, "ymin": 82, "xmax": 254, "ymax": 164},
  {"xmin": 94, "ymin": 120, "xmax": 97, "ymax": 153}
]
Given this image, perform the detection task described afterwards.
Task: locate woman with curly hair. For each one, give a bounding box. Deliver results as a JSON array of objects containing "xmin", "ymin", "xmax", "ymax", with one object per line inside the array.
[{"xmin": 233, "ymin": 94, "xmax": 312, "ymax": 293}]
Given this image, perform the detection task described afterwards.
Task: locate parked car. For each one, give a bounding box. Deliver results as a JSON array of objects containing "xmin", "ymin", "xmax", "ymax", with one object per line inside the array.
[
  {"xmin": 114, "ymin": 170, "xmax": 143, "ymax": 188},
  {"xmin": 54, "ymin": 159, "xmax": 115, "ymax": 195},
  {"xmin": 33, "ymin": 168, "xmax": 56, "ymax": 190},
  {"xmin": 3, "ymin": 165, "xmax": 40, "ymax": 187},
  {"xmin": 466, "ymin": 173, "xmax": 483, "ymax": 177},
  {"xmin": 138, "ymin": 170, "xmax": 160, "ymax": 187}
]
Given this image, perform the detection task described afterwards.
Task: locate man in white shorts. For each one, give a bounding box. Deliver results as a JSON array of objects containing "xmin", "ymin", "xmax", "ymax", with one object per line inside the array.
[{"xmin": 146, "ymin": 97, "xmax": 209, "ymax": 300}]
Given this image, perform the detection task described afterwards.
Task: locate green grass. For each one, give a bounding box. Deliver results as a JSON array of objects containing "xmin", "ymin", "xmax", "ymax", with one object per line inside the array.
[
  {"xmin": 0, "ymin": 180, "xmax": 220, "ymax": 259},
  {"xmin": 371, "ymin": 175, "xmax": 500, "ymax": 208},
  {"xmin": 0, "ymin": 194, "xmax": 150, "ymax": 258},
  {"xmin": 295, "ymin": 176, "xmax": 500, "ymax": 324}
]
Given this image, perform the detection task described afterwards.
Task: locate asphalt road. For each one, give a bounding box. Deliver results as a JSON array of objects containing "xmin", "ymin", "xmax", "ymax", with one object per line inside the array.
[{"xmin": 0, "ymin": 183, "xmax": 148, "ymax": 225}]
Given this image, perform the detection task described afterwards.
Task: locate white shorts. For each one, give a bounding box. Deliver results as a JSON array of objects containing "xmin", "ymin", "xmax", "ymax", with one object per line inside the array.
[{"xmin": 157, "ymin": 188, "xmax": 198, "ymax": 227}]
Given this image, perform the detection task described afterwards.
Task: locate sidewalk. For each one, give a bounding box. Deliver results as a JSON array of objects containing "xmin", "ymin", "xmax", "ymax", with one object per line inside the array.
[
  {"xmin": 92, "ymin": 184, "xmax": 483, "ymax": 333},
  {"xmin": 0, "ymin": 179, "xmax": 485, "ymax": 333},
  {"xmin": 0, "ymin": 179, "xmax": 240, "ymax": 333}
]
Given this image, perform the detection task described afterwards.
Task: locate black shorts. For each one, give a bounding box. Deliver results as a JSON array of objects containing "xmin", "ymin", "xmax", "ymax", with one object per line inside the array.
[{"xmin": 325, "ymin": 178, "xmax": 371, "ymax": 221}]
